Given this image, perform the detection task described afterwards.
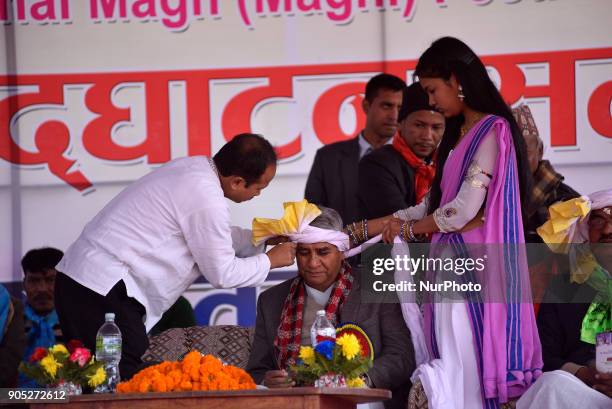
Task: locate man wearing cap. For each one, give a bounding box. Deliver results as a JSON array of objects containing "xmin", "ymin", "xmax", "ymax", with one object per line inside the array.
[
  {"xmin": 357, "ymin": 82, "xmax": 445, "ymax": 219},
  {"xmin": 512, "ymin": 105, "xmax": 580, "ymax": 243},
  {"xmin": 246, "ymin": 201, "xmax": 415, "ymax": 409}
]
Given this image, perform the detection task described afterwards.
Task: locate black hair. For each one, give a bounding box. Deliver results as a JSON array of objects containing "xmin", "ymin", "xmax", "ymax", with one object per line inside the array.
[
  {"xmin": 365, "ymin": 73, "xmax": 406, "ymax": 102},
  {"xmin": 21, "ymin": 247, "xmax": 63, "ymax": 274},
  {"xmin": 213, "ymin": 133, "xmax": 277, "ymax": 186},
  {"xmin": 414, "ymin": 37, "xmax": 531, "ymax": 222}
]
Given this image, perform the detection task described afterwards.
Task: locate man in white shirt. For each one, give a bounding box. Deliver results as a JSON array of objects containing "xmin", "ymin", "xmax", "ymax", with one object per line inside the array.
[{"xmin": 55, "ymin": 133, "xmax": 296, "ymax": 380}]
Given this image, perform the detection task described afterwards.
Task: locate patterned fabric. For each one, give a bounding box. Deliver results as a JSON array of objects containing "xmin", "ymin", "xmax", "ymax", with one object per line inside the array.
[
  {"xmin": 274, "ymin": 264, "xmax": 353, "ymax": 369},
  {"xmin": 142, "ymin": 325, "xmax": 254, "ymax": 369},
  {"xmin": 512, "ymin": 105, "xmax": 539, "ymax": 140},
  {"xmin": 407, "ymin": 377, "xmax": 517, "ymax": 409},
  {"xmin": 392, "ymin": 134, "xmax": 436, "ymax": 204},
  {"xmin": 529, "ymin": 160, "xmax": 564, "ymax": 217}
]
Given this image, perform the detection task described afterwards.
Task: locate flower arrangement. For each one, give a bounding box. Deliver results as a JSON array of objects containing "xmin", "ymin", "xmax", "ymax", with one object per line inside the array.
[
  {"xmin": 290, "ymin": 324, "xmax": 373, "ymax": 388},
  {"xmin": 19, "ymin": 340, "xmax": 106, "ymax": 390},
  {"xmin": 116, "ymin": 351, "xmax": 256, "ymax": 393}
]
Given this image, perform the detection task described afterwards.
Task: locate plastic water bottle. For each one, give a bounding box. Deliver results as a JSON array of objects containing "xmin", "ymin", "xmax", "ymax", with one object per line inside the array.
[
  {"xmin": 310, "ymin": 310, "xmax": 336, "ymax": 347},
  {"xmin": 95, "ymin": 313, "xmax": 122, "ymax": 393}
]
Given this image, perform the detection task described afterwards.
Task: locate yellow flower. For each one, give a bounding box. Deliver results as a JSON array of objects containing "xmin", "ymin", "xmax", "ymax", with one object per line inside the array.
[
  {"xmin": 298, "ymin": 346, "xmax": 315, "ymax": 365},
  {"xmin": 88, "ymin": 366, "xmax": 107, "ymax": 387},
  {"xmin": 40, "ymin": 355, "xmax": 62, "ymax": 378},
  {"xmin": 50, "ymin": 344, "xmax": 69, "ymax": 355},
  {"xmin": 336, "ymin": 334, "xmax": 361, "ymax": 360},
  {"xmin": 347, "ymin": 377, "xmax": 366, "ymax": 388}
]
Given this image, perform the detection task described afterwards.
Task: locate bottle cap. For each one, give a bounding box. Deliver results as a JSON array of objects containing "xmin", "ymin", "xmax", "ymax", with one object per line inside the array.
[
  {"xmin": 316, "ymin": 310, "xmax": 325, "ymax": 316},
  {"xmin": 105, "ymin": 312, "xmax": 116, "ymax": 321}
]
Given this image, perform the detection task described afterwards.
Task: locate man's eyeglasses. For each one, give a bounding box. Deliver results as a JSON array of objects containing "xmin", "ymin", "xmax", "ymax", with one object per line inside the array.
[{"xmin": 589, "ymin": 208, "xmax": 612, "ymax": 229}]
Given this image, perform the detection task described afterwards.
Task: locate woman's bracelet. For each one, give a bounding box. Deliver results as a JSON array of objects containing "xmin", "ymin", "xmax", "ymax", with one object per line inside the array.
[{"xmin": 345, "ymin": 220, "xmax": 370, "ymax": 245}]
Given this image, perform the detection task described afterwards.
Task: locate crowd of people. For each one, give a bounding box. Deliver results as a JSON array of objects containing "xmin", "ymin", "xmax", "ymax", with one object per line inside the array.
[{"xmin": 1, "ymin": 36, "xmax": 610, "ymax": 409}]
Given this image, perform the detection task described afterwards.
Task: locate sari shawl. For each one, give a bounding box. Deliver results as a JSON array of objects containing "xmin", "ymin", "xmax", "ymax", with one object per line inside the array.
[{"xmin": 425, "ymin": 115, "xmax": 543, "ymax": 406}]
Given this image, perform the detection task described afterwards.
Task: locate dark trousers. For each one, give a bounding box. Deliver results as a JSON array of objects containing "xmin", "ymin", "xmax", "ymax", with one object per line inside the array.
[{"xmin": 54, "ymin": 272, "xmax": 149, "ymax": 381}]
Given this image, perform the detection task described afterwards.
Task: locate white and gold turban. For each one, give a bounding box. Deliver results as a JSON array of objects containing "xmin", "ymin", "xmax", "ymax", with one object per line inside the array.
[
  {"xmin": 537, "ymin": 189, "xmax": 612, "ymax": 252},
  {"xmin": 251, "ymin": 199, "xmax": 380, "ymax": 257}
]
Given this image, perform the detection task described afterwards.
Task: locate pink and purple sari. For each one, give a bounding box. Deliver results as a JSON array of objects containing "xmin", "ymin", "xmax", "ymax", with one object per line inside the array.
[{"xmin": 424, "ymin": 115, "xmax": 543, "ymax": 407}]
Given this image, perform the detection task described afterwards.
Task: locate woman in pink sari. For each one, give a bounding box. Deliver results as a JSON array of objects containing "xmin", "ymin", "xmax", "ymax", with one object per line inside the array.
[{"xmin": 379, "ymin": 37, "xmax": 543, "ymax": 408}]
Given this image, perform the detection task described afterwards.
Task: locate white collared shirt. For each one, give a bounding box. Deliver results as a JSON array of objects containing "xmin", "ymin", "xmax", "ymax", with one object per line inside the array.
[
  {"xmin": 304, "ymin": 283, "xmax": 333, "ymax": 306},
  {"xmin": 358, "ymin": 132, "xmax": 392, "ymax": 159},
  {"xmin": 57, "ymin": 156, "xmax": 270, "ymax": 331}
]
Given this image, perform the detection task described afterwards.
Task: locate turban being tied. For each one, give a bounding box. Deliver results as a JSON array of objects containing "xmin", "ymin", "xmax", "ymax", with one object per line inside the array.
[{"xmin": 251, "ymin": 199, "xmax": 380, "ymax": 257}]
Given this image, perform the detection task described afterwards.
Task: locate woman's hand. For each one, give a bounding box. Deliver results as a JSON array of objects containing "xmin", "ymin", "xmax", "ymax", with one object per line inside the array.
[{"xmin": 382, "ymin": 218, "xmax": 404, "ymax": 243}]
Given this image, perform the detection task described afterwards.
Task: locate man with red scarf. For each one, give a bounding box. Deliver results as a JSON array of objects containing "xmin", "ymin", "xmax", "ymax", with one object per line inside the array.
[
  {"xmin": 246, "ymin": 206, "xmax": 415, "ymax": 409},
  {"xmin": 358, "ymin": 82, "xmax": 445, "ymax": 219}
]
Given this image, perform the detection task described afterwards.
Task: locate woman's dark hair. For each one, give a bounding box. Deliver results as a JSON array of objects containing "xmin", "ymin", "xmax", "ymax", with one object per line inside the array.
[
  {"xmin": 213, "ymin": 133, "xmax": 277, "ymax": 186},
  {"xmin": 414, "ymin": 37, "xmax": 531, "ymax": 223}
]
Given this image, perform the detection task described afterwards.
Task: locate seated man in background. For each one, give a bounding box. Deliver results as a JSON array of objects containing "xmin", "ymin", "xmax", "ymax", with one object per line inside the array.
[
  {"xmin": 19, "ymin": 247, "xmax": 65, "ymax": 387},
  {"xmin": 0, "ymin": 284, "xmax": 26, "ymax": 387},
  {"xmin": 518, "ymin": 189, "xmax": 612, "ymax": 408},
  {"xmin": 358, "ymin": 81, "xmax": 444, "ymax": 219},
  {"xmin": 247, "ymin": 204, "xmax": 415, "ymax": 409},
  {"xmin": 512, "ymin": 105, "xmax": 580, "ymax": 243},
  {"xmin": 512, "ymin": 105, "xmax": 581, "ymax": 309}
]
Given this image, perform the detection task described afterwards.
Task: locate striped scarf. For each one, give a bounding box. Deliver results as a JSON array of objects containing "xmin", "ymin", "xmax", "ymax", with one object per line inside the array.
[{"xmin": 274, "ymin": 264, "xmax": 353, "ymax": 369}]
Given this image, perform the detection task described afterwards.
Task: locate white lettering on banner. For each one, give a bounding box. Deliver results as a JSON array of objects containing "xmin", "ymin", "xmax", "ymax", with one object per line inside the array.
[{"xmin": 0, "ymin": 0, "xmax": 555, "ymax": 30}]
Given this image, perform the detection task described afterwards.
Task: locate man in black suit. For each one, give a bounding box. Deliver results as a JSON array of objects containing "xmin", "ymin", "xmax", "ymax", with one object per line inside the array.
[
  {"xmin": 358, "ymin": 82, "xmax": 445, "ymax": 219},
  {"xmin": 246, "ymin": 206, "xmax": 415, "ymax": 409},
  {"xmin": 305, "ymin": 73, "xmax": 405, "ymax": 224}
]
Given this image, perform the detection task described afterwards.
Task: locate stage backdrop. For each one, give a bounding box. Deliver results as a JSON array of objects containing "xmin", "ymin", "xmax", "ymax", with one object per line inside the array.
[{"xmin": 1, "ymin": 0, "xmax": 611, "ymax": 326}]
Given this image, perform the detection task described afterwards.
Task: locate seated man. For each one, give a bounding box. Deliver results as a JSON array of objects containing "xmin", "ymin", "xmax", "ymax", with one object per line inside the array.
[
  {"xmin": 512, "ymin": 105, "xmax": 581, "ymax": 309},
  {"xmin": 518, "ymin": 189, "xmax": 612, "ymax": 408},
  {"xmin": 512, "ymin": 105, "xmax": 580, "ymax": 243},
  {"xmin": 20, "ymin": 247, "xmax": 65, "ymax": 387},
  {"xmin": 247, "ymin": 205, "xmax": 415, "ymax": 409}
]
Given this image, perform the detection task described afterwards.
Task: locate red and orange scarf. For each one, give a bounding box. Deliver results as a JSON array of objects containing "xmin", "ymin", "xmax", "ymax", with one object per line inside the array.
[
  {"xmin": 392, "ymin": 134, "xmax": 436, "ymax": 204},
  {"xmin": 274, "ymin": 264, "xmax": 353, "ymax": 369}
]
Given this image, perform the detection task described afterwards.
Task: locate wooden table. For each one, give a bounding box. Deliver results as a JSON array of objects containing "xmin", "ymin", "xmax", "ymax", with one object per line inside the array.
[{"xmin": 24, "ymin": 387, "xmax": 391, "ymax": 409}]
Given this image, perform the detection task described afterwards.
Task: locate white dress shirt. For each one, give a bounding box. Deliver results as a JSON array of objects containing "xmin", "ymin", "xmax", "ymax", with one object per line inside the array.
[{"xmin": 57, "ymin": 156, "xmax": 270, "ymax": 331}]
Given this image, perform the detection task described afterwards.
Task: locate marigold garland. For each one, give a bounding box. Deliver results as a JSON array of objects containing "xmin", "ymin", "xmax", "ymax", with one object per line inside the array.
[{"xmin": 117, "ymin": 351, "xmax": 256, "ymax": 393}]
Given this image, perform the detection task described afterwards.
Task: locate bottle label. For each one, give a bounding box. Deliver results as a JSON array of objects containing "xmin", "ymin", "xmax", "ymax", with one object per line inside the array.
[{"xmin": 96, "ymin": 337, "xmax": 121, "ymax": 355}]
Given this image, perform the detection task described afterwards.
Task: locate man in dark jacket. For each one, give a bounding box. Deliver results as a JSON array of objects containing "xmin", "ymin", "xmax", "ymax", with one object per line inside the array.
[
  {"xmin": 358, "ymin": 82, "xmax": 444, "ymax": 219},
  {"xmin": 305, "ymin": 73, "xmax": 405, "ymax": 224},
  {"xmin": 247, "ymin": 206, "xmax": 415, "ymax": 409}
]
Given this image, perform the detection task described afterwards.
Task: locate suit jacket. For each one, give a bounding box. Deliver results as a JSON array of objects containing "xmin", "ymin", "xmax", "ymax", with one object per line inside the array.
[
  {"xmin": 246, "ymin": 273, "xmax": 415, "ymax": 409},
  {"xmin": 358, "ymin": 145, "xmax": 417, "ymax": 220},
  {"xmin": 537, "ymin": 273, "xmax": 597, "ymax": 372},
  {"xmin": 305, "ymin": 137, "xmax": 361, "ymax": 224}
]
